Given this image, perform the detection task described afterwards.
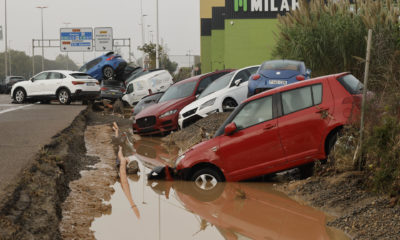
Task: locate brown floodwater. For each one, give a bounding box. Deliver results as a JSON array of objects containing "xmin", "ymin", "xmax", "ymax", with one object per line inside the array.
[{"xmin": 89, "ymin": 136, "xmax": 350, "ymax": 240}]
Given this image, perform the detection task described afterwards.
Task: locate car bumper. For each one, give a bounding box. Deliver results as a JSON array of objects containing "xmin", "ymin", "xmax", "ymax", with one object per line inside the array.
[
  {"xmin": 133, "ymin": 114, "xmax": 179, "ymax": 136},
  {"xmin": 100, "ymin": 92, "xmax": 123, "ymax": 100},
  {"xmin": 179, "ymin": 107, "xmax": 220, "ymax": 128},
  {"xmin": 72, "ymin": 90, "xmax": 100, "ymax": 100}
]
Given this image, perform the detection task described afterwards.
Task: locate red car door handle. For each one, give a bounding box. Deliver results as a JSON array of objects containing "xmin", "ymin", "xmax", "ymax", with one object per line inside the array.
[{"xmin": 263, "ymin": 124, "xmax": 276, "ymax": 130}]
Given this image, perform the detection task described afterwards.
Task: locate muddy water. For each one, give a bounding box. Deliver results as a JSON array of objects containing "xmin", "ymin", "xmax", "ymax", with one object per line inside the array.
[{"xmin": 89, "ymin": 136, "xmax": 350, "ymax": 240}]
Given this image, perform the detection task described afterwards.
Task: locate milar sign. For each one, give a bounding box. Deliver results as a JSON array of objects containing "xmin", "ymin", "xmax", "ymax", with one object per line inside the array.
[{"xmin": 226, "ymin": 0, "xmax": 300, "ymax": 18}]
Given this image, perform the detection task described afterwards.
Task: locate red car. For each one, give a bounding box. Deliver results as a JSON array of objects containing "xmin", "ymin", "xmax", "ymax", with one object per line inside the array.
[
  {"xmin": 133, "ymin": 70, "xmax": 233, "ymax": 135},
  {"xmin": 174, "ymin": 73, "xmax": 363, "ymax": 183}
]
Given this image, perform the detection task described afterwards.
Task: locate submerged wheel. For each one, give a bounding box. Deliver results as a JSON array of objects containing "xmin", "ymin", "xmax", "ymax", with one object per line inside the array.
[
  {"xmin": 190, "ymin": 167, "xmax": 225, "ymax": 201},
  {"xmin": 58, "ymin": 89, "xmax": 71, "ymax": 105},
  {"xmin": 103, "ymin": 66, "xmax": 114, "ymax": 79},
  {"xmin": 222, "ymin": 98, "xmax": 238, "ymax": 112},
  {"xmin": 14, "ymin": 88, "xmax": 26, "ymax": 104}
]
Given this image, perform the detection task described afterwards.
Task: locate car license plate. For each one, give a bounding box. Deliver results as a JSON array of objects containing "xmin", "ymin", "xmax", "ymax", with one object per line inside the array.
[
  {"xmin": 87, "ymin": 82, "xmax": 95, "ymax": 86},
  {"xmin": 269, "ymin": 80, "xmax": 288, "ymax": 85}
]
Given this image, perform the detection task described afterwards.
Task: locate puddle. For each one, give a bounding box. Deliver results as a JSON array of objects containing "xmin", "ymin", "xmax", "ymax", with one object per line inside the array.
[{"xmin": 90, "ymin": 137, "xmax": 350, "ymax": 240}]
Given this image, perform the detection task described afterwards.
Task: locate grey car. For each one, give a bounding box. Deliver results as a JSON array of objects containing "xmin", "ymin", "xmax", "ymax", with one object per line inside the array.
[
  {"xmin": 0, "ymin": 76, "xmax": 26, "ymax": 94},
  {"xmin": 100, "ymin": 80, "xmax": 125, "ymax": 101}
]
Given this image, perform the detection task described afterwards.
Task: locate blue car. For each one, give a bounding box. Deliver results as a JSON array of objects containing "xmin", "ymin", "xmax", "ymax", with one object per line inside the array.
[
  {"xmin": 79, "ymin": 52, "xmax": 127, "ymax": 81},
  {"xmin": 247, "ymin": 60, "xmax": 311, "ymax": 97}
]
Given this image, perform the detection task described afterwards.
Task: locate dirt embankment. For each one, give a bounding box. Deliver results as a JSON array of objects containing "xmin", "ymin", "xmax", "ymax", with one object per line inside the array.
[
  {"xmin": 164, "ymin": 112, "xmax": 230, "ymax": 151},
  {"xmin": 0, "ymin": 106, "xmax": 132, "ymax": 240},
  {"xmin": 0, "ymin": 109, "xmax": 93, "ymax": 240},
  {"xmin": 276, "ymin": 171, "xmax": 400, "ymax": 240}
]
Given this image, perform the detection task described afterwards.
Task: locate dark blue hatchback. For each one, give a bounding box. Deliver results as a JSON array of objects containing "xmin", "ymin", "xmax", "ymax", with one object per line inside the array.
[
  {"xmin": 247, "ymin": 60, "xmax": 311, "ymax": 97},
  {"xmin": 79, "ymin": 52, "xmax": 127, "ymax": 81}
]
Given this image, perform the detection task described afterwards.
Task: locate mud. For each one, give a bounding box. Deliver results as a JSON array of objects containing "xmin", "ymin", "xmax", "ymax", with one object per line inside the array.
[
  {"xmin": 60, "ymin": 125, "xmax": 118, "ymax": 239},
  {"xmin": 0, "ymin": 109, "xmax": 95, "ymax": 240},
  {"xmin": 276, "ymin": 172, "xmax": 400, "ymax": 240},
  {"xmin": 164, "ymin": 112, "xmax": 230, "ymax": 151}
]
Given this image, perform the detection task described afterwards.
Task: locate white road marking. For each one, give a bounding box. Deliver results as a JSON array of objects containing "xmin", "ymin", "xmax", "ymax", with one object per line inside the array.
[{"xmin": 0, "ymin": 104, "xmax": 34, "ymax": 115}]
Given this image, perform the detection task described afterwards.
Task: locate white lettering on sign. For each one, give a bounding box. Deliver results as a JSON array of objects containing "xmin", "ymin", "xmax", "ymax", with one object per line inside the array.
[
  {"xmin": 251, "ymin": 0, "xmax": 263, "ymax": 11},
  {"xmin": 281, "ymin": 0, "xmax": 290, "ymax": 11},
  {"xmin": 292, "ymin": 0, "xmax": 299, "ymax": 10}
]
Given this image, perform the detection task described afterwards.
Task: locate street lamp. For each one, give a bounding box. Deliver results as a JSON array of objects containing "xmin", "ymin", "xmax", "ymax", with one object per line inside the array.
[
  {"xmin": 37, "ymin": 6, "xmax": 47, "ymax": 71},
  {"xmin": 155, "ymin": 0, "xmax": 160, "ymax": 69},
  {"xmin": 4, "ymin": 0, "xmax": 8, "ymax": 77}
]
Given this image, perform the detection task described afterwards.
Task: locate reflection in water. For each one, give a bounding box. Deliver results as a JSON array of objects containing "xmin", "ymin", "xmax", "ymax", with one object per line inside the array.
[
  {"xmin": 134, "ymin": 137, "xmax": 179, "ymax": 168},
  {"xmin": 118, "ymin": 147, "xmax": 141, "ymax": 219},
  {"xmin": 92, "ymin": 137, "xmax": 348, "ymax": 240}
]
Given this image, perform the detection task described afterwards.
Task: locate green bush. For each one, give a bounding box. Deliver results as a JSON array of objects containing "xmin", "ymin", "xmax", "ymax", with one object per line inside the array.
[{"xmin": 275, "ymin": 0, "xmax": 400, "ymax": 194}]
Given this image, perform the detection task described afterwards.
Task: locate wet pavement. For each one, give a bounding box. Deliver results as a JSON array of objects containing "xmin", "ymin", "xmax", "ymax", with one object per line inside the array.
[{"xmin": 82, "ymin": 132, "xmax": 349, "ymax": 240}]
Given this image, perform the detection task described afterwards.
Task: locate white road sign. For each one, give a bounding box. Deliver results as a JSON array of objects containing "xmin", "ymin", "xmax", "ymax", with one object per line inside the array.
[
  {"xmin": 60, "ymin": 28, "xmax": 93, "ymax": 52},
  {"xmin": 95, "ymin": 27, "xmax": 113, "ymax": 52}
]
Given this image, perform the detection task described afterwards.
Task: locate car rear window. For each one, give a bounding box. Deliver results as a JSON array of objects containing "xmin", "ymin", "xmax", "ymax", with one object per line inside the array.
[
  {"xmin": 70, "ymin": 73, "xmax": 94, "ymax": 79},
  {"xmin": 102, "ymin": 80, "xmax": 123, "ymax": 86},
  {"xmin": 337, "ymin": 74, "xmax": 363, "ymax": 94},
  {"xmin": 260, "ymin": 60, "xmax": 300, "ymax": 71},
  {"xmin": 10, "ymin": 77, "xmax": 24, "ymax": 81}
]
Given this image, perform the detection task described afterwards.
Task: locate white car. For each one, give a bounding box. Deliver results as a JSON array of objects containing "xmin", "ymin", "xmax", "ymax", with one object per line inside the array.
[
  {"xmin": 11, "ymin": 70, "xmax": 100, "ymax": 105},
  {"xmin": 122, "ymin": 70, "xmax": 173, "ymax": 106},
  {"xmin": 178, "ymin": 65, "xmax": 259, "ymax": 128}
]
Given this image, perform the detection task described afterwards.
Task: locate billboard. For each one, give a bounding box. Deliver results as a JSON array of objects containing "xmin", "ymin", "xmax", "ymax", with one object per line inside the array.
[{"xmin": 60, "ymin": 28, "xmax": 93, "ymax": 52}]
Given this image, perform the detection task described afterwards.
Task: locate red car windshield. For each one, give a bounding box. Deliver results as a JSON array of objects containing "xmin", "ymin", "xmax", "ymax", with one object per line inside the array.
[{"xmin": 158, "ymin": 81, "xmax": 197, "ymax": 103}]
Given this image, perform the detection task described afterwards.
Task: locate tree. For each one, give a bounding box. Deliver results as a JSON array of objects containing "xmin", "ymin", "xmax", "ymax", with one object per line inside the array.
[{"xmin": 137, "ymin": 43, "xmax": 178, "ymax": 74}]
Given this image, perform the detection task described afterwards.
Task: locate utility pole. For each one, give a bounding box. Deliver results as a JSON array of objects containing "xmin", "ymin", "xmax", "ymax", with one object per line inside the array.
[
  {"xmin": 4, "ymin": 0, "xmax": 8, "ymax": 77},
  {"xmin": 37, "ymin": 6, "xmax": 47, "ymax": 71},
  {"xmin": 63, "ymin": 22, "xmax": 71, "ymax": 70},
  {"xmin": 140, "ymin": 0, "xmax": 146, "ymax": 68},
  {"xmin": 155, "ymin": 0, "xmax": 160, "ymax": 69}
]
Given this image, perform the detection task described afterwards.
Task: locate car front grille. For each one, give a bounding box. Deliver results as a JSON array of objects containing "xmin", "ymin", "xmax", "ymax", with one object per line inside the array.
[
  {"xmin": 136, "ymin": 116, "xmax": 156, "ymax": 128},
  {"xmin": 182, "ymin": 108, "xmax": 197, "ymax": 118}
]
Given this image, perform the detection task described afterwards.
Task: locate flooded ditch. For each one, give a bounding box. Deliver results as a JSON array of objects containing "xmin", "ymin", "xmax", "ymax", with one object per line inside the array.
[
  {"xmin": 63, "ymin": 120, "xmax": 349, "ymax": 240},
  {"xmin": 0, "ymin": 108, "xmax": 351, "ymax": 239}
]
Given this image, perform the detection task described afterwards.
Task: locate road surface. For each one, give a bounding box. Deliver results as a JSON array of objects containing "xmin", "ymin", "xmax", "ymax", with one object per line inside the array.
[{"xmin": 0, "ymin": 94, "xmax": 86, "ymax": 197}]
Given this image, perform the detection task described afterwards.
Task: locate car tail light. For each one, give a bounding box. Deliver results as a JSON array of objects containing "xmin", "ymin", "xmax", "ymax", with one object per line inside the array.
[
  {"xmin": 72, "ymin": 81, "xmax": 85, "ymax": 85},
  {"xmin": 252, "ymin": 74, "xmax": 261, "ymax": 80},
  {"xmin": 106, "ymin": 56, "xmax": 115, "ymax": 61},
  {"xmin": 342, "ymin": 96, "xmax": 362, "ymax": 108},
  {"xmin": 120, "ymin": 88, "xmax": 126, "ymax": 93},
  {"xmin": 101, "ymin": 87, "xmax": 108, "ymax": 91},
  {"xmin": 296, "ymin": 75, "xmax": 305, "ymax": 81}
]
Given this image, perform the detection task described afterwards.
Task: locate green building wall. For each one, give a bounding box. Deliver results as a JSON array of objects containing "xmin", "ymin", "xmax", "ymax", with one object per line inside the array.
[
  {"xmin": 201, "ymin": 36, "xmax": 212, "ymax": 73},
  {"xmin": 211, "ymin": 30, "xmax": 225, "ymax": 71},
  {"xmin": 224, "ymin": 19, "xmax": 279, "ymax": 69}
]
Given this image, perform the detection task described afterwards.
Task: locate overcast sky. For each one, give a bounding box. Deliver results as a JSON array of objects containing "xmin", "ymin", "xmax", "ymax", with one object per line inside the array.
[{"xmin": 0, "ymin": 0, "xmax": 200, "ymax": 66}]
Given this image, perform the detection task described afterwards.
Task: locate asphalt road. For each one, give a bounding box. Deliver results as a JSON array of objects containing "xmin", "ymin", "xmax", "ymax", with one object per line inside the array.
[{"xmin": 0, "ymin": 94, "xmax": 86, "ymax": 196}]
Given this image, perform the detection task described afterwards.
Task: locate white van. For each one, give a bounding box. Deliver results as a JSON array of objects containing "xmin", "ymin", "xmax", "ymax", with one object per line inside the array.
[{"xmin": 122, "ymin": 70, "xmax": 173, "ymax": 106}]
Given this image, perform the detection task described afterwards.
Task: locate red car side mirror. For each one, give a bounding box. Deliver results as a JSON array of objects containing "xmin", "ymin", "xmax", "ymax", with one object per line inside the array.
[{"xmin": 224, "ymin": 122, "xmax": 237, "ymax": 136}]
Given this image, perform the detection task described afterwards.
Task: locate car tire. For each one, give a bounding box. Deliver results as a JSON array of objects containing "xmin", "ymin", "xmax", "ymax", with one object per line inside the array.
[
  {"xmin": 190, "ymin": 168, "xmax": 225, "ymax": 202},
  {"xmin": 222, "ymin": 98, "xmax": 238, "ymax": 112},
  {"xmin": 14, "ymin": 88, "xmax": 26, "ymax": 104},
  {"xmin": 103, "ymin": 66, "xmax": 114, "ymax": 79},
  {"xmin": 57, "ymin": 89, "xmax": 71, "ymax": 105}
]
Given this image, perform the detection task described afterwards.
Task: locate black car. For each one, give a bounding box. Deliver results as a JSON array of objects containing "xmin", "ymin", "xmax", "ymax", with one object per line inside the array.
[
  {"xmin": 132, "ymin": 92, "xmax": 164, "ymax": 117},
  {"xmin": 100, "ymin": 79, "xmax": 126, "ymax": 101},
  {"xmin": 0, "ymin": 76, "xmax": 26, "ymax": 94}
]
